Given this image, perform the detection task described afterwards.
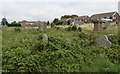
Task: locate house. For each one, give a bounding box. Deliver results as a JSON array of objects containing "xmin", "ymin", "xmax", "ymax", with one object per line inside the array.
[
  {"xmin": 58, "ymin": 18, "xmax": 71, "ymax": 25},
  {"xmin": 18, "ymin": 20, "xmax": 46, "ymax": 27},
  {"xmin": 69, "ymin": 16, "xmax": 90, "ymax": 25},
  {"xmin": 90, "ymin": 12, "xmax": 120, "ymax": 24}
]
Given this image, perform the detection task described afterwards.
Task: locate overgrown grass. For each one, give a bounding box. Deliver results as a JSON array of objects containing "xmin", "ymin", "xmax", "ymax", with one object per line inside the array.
[
  {"xmin": 0, "ymin": 28, "xmax": 2, "ymax": 73},
  {"xmin": 2, "ymin": 25, "xmax": 119, "ymax": 72}
]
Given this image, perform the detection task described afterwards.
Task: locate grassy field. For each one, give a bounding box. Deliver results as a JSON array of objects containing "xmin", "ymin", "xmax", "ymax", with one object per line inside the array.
[
  {"xmin": 0, "ymin": 28, "xmax": 2, "ymax": 73},
  {"xmin": 2, "ymin": 24, "xmax": 120, "ymax": 72}
]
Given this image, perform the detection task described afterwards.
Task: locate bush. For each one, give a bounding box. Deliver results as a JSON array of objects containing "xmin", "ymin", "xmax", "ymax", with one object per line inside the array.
[
  {"xmin": 78, "ymin": 27, "xmax": 82, "ymax": 32},
  {"xmin": 51, "ymin": 23, "xmax": 55, "ymax": 28},
  {"xmin": 67, "ymin": 26, "xmax": 71, "ymax": 31},
  {"xmin": 14, "ymin": 28, "xmax": 21, "ymax": 32},
  {"xmin": 71, "ymin": 25, "xmax": 77, "ymax": 31}
]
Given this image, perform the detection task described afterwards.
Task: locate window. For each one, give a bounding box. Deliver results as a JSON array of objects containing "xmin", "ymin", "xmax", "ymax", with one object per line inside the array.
[
  {"xmin": 106, "ymin": 17, "xmax": 109, "ymax": 19},
  {"xmin": 113, "ymin": 17, "xmax": 116, "ymax": 20}
]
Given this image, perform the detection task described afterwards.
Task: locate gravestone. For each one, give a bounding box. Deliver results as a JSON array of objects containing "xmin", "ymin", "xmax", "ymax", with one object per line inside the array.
[
  {"xmin": 38, "ymin": 22, "xmax": 42, "ymax": 31},
  {"xmin": 42, "ymin": 34, "xmax": 48, "ymax": 41},
  {"xmin": 93, "ymin": 22, "xmax": 102, "ymax": 32},
  {"xmin": 38, "ymin": 22, "xmax": 46, "ymax": 32},
  {"xmin": 43, "ymin": 23, "xmax": 47, "ymax": 32},
  {"xmin": 95, "ymin": 35, "xmax": 112, "ymax": 47}
]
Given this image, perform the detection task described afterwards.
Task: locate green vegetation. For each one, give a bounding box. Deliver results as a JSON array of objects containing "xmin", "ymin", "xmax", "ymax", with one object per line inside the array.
[
  {"xmin": 52, "ymin": 18, "xmax": 70, "ymax": 25},
  {"xmin": 1, "ymin": 18, "xmax": 8, "ymax": 25},
  {"xmin": 1, "ymin": 19, "xmax": 21, "ymax": 27},
  {"xmin": 2, "ymin": 24, "xmax": 119, "ymax": 72},
  {"xmin": 52, "ymin": 18, "xmax": 59, "ymax": 25},
  {"xmin": 7, "ymin": 21, "xmax": 21, "ymax": 27},
  {"xmin": 61, "ymin": 14, "xmax": 78, "ymax": 19},
  {"xmin": 0, "ymin": 28, "xmax": 2, "ymax": 73},
  {"xmin": 67, "ymin": 26, "xmax": 82, "ymax": 32},
  {"xmin": 51, "ymin": 14, "xmax": 78, "ymax": 25}
]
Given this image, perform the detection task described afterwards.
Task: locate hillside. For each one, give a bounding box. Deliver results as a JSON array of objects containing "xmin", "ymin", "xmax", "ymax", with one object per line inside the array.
[{"xmin": 2, "ymin": 24, "xmax": 119, "ymax": 72}]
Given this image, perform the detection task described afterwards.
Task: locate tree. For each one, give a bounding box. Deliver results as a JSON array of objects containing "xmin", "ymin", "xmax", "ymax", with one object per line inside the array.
[
  {"xmin": 67, "ymin": 20, "xmax": 70, "ymax": 25},
  {"xmin": 52, "ymin": 18, "xmax": 59, "ymax": 25},
  {"xmin": 1, "ymin": 18, "xmax": 8, "ymax": 25},
  {"xmin": 61, "ymin": 14, "xmax": 78, "ymax": 19},
  {"xmin": 71, "ymin": 15, "xmax": 78, "ymax": 18},
  {"xmin": 61, "ymin": 15, "xmax": 71, "ymax": 19},
  {"xmin": 53, "ymin": 18, "xmax": 59, "ymax": 23},
  {"xmin": 12, "ymin": 21, "xmax": 17, "ymax": 23},
  {"xmin": 7, "ymin": 21, "xmax": 21, "ymax": 27}
]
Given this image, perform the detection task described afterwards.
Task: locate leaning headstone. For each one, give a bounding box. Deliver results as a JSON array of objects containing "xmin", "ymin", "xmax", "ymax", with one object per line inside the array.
[
  {"xmin": 42, "ymin": 34, "xmax": 48, "ymax": 41},
  {"xmin": 95, "ymin": 35, "xmax": 112, "ymax": 47}
]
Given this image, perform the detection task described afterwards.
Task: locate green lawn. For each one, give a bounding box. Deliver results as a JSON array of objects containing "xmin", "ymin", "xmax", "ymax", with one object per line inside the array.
[{"xmin": 2, "ymin": 24, "xmax": 120, "ymax": 72}]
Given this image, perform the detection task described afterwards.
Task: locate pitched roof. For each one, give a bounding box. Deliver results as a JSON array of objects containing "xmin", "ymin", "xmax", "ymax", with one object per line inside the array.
[
  {"xmin": 19, "ymin": 20, "xmax": 46, "ymax": 24},
  {"xmin": 70, "ymin": 16, "xmax": 89, "ymax": 20},
  {"xmin": 91, "ymin": 12, "xmax": 118, "ymax": 19},
  {"xmin": 60, "ymin": 18, "xmax": 71, "ymax": 21}
]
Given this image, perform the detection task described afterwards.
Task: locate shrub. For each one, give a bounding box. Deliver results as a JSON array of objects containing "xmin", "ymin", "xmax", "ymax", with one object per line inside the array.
[
  {"xmin": 51, "ymin": 23, "xmax": 55, "ymax": 28},
  {"xmin": 14, "ymin": 28, "xmax": 21, "ymax": 32},
  {"xmin": 79, "ymin": 32, "xmax": 89, "ymax": 39},
  {"xmin": 78, "ymin": 27, "xmax": 82, "ymax": 32},
  {"xmin": 71, "ymin": 25, "xmax": 77, "ymax": 31},
  {"xmin": 67, "ymin": 26, "xmax": 71, "ymax": 31},
  {"xmin": 55, "ymin": 27, "xmax": 60, "ymax": 30}
]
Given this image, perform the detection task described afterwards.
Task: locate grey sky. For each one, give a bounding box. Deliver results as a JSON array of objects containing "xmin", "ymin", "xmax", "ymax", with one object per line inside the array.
[{"xmin": 0, "ymin": 0, "xmax": 119, "ymax": 22}]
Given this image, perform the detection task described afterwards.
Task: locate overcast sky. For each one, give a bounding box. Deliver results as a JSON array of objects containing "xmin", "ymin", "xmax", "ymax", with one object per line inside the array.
[{"xmin": 0, "ymin": 0, "xmax": 120, "ymax": 22}]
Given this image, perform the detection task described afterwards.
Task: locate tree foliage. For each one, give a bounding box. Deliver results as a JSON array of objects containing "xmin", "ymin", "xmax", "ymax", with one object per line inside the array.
[
  {"xmin": 1, "ymin": 18, "xmax": 8, "ymax": 25},
  {"xmin": 52, "ymin": 18, "xmax": 59, "ymax": 24},
  {"xmin": 61, "ymin": 14, "xmax": 78, "ymax": 19},
  {"xmin": 7, "ymin": 21, "xmax": 21, "ymax": 27}
]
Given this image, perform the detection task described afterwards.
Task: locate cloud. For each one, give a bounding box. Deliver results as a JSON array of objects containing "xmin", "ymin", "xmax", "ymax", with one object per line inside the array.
[
  {"xmin": 1, "ymin": 0, "xmax": 120, "ymax": 2},
  {"xmin": 0, "ymin": 1, "xmax": 118, "ymax": 22}
]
